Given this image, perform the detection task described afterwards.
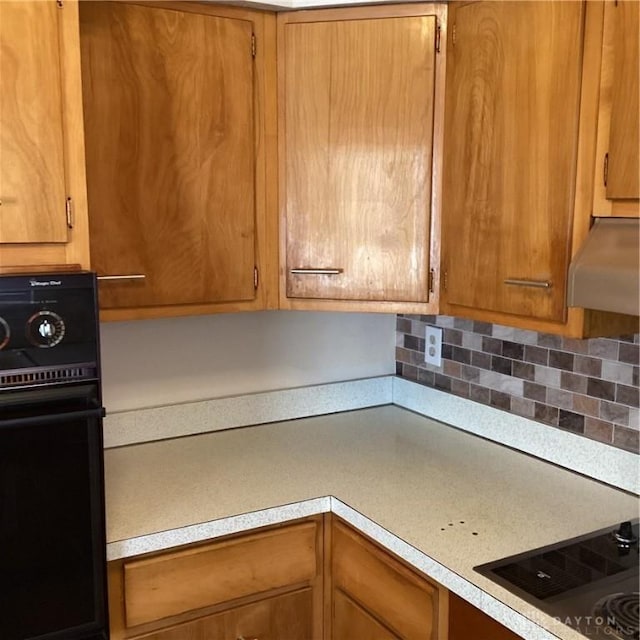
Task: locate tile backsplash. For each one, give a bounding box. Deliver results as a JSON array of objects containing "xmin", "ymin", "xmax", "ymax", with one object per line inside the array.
[{"xmin": 396, "ymin": 315, "xmax": 640, "ymax": 454}]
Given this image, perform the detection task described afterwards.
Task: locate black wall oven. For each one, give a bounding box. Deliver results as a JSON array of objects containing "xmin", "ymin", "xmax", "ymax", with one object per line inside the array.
[{"xmin": 0, "ymin": 272, "xmax": 108, "ymax": 640}]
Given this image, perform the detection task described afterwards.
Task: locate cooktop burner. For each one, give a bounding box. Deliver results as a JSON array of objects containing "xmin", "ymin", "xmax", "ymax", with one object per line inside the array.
[
  {"xmin": 475, "ymin": 520, "xmax": 639, "ymax": 639},
  {"xmin": 594, "ymin": 593, "xmax": 640, "ymax": 639}
]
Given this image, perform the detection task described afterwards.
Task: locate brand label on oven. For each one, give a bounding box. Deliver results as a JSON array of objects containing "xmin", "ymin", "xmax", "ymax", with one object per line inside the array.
[{"xmin": 30, "ymin": 279, "xmax": 62, "ymax": 287}]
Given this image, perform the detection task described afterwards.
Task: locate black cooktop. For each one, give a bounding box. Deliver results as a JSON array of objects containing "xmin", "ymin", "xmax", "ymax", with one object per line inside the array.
[{"xmin": 475, "ymin": 520, "xmax": 639, "ymax": 639}]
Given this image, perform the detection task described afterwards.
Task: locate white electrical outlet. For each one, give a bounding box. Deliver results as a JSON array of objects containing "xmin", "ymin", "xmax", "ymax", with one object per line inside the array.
[{"xmin": 424, "ymin": 325, "xmax": 443, "ymax": 367}]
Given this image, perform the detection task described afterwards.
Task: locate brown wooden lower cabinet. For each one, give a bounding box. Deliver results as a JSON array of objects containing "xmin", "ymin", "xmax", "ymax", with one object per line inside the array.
[
  {"xmin": 108, "ymin": 518, "xmax": 324, "ymax": 639},
  {"xmin": 139, "ymin": 588, "xmax": 313, "ymax": 640},
  {"xmin": 107, "ymin": 515, "xmax": 522, "ymax": 640},
  {"xmin": 448, "ymin": 593, "xmax": 522, "ymax": 640},
  {"xmin": 333, "ymin": 589, "xmax": 402, "ymax": 640},
  {"xmin": 329, "ymin": 518, "xmax": 447, "ymax": 640}
]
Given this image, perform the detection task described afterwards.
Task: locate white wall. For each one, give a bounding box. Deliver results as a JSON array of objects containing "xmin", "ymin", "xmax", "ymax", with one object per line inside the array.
[{"xmin": 99, "ymin": 311, "xmax": 396, "ymax": 412}]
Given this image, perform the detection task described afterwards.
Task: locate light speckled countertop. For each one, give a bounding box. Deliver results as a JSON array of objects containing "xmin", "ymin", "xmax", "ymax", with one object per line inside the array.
[{"xmin": 105, "ymin": 406, "xmax": 638, "ymax": 640}]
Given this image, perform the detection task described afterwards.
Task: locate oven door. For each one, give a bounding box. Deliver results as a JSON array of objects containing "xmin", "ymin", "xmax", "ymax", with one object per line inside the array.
[{"xmin": 0, "ymin": 384, "xmax": 108, "ymax": 640}]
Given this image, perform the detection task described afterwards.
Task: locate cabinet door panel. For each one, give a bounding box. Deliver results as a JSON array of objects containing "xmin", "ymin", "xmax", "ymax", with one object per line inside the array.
[
  {"xmin": 124, "ymin": 521, "xmax": 317, "ymax": 627},
  {"xmin": 606, "ymin": 0, "xmax": 639, "ymax": 200},
  {"xmin": 333, "ymin": 588, "xmax": 401, "ymax": 640},
  {"xmin": 80, "ymin": 2, "xmax": 256, "ymax": 308},
  {"xmin": 0, "ymin": 1, "xmax": 67, "ymax": 244},
  {"xmin": 449, "ymin": 593, "xmax": 521, "ymax": 640},
  {"xmin": 332, "ymin": 520, "xmax": 437, "ymax": 639},
  {"xmin": 141, "ymin": 589, "xmax": 313, "ymax": 640},
  {"xmin": 443, "ymin": 1, "xmax": 584, "ymax": 322},
  {"xmin": 284, "ymin": 16, "xmax": 436, "ymax": 302}
]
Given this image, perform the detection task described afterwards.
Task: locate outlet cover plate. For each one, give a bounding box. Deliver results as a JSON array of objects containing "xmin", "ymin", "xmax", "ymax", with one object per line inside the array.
[{"xmin": 425, "ymin": 325, "xmax": 443, "ymax": 367}]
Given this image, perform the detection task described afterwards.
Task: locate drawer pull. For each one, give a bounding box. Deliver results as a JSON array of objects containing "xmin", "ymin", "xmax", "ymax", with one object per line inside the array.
[
  {"xmin": 504, "ymin": 278, "xmax": 551, "ymax": 289},
  {"xmin": 290, "ymin": 268, "xmax": 343, "ymax": 275},
  {"xmin": 237, "ymin": 636, "xmax": 259, "ymax": 640},
  {"xmin": 97, "ymin": 274, "xmax": 146, "ymax": 281}
]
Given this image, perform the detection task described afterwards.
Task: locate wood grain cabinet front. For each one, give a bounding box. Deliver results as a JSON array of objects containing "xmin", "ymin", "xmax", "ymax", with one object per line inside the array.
[
  {"xmin": 592, "ymin": 0, "xmax": 639, "ymax": 217},
  {"xmin": 79, "ymin": 1, "xmax": 278, "ymax": 320},
  {"xmin": 133, "ymin": 589, "xmax": 314, "ymax": 640},
  {"xmin": 0, "ymin": 0, "xmax": 90, "ymax": 271},
  {"xmin": 441, "ymin": 0, "xmax": 638, "ymax": 337},
  {"xmin": 108, "ymin": 518, "xmax": 323, "ymax": 640},
  {"xmin": 448, "ymin": 593, "xmax": 521, "ymax": 640},
  {"xmin": 278, "ymin": 4, "xmax": 447, "ymax": 314},
  {"xmin": 333, "ymin": 589, "xmax": 403, "ymax": 640},
  {"xmin": 329, "ymin": 518, "xmax": 448, "ymax": 640}
]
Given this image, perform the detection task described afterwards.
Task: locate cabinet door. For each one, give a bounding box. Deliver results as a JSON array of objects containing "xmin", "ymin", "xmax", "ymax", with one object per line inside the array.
[
  {"xmin": 331, "ymin": 520, "xmax": 442, "ymax": 640},
  {"xmin": 606, "ymin": 0, "xmax": 639, "ymax": 201},
  {"xmin": 334, "ymin": 589, "xmax": 401, "ymax": 640},
  {"xmin": 108, "ymin": 518, "xmax": 323, "ymax": 640},
  {"xmin": 80, "ymin": 2, "xmax": 256, "ymax": 309},
  {"xmin": 123, "ymin": 520, "xmax": 318, "ymax": 627},
  {"xmin": 0, "ymin": 0, "xmax": 68, "ymax": 244},
  {"xmin": 442, "ymin": 1, "xmax": 585, "ymax": 322},
  {"xmin": 449, "ymin": 593, "xmax": 521, "ymax": 640},
  {"xmin": 140, "ymin": 589, "xmax": 313, "ymax": 640},
  {"xmin": 282, "ymin": 12, "xmax": 437, "ymax": 303}
]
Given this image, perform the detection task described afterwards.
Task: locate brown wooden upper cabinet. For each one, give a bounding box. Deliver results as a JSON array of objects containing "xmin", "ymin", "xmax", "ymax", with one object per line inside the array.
[
  {"xmin": 278, "ymin": 5, "xmax": 447, "ymax": 314},
  {"xmin": 79, "ymin": 2, "xmax": 277, "ymax": 320},
  {"xmin": 592, "ymin": 0, "xmax": 639, "ymax": 217},
  {"xmin": 441, "ymin": 0, "xmax": 638, "ymax": 337},
  {"xmin": 0, "ymin": 0, "xmax": 90, "ymax": 271},
  {"xmin": 442, "ymin": 1, "xmax": 584, "ymax": 325}
]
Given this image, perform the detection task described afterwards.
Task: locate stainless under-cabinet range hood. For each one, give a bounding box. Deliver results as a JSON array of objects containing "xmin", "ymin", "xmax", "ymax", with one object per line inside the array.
[{"xmin": 567, "ymin": 218, "xmax": 640, "ymax": 317}]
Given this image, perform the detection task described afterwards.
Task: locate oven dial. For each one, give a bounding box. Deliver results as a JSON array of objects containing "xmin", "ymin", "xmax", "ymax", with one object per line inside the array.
[
  {"xmin": 27, "ymin": 311, "xmax": 66, "ymax": 348},
  {"xmin": 0, "ymin": 316, "xmax": 9, "ymax": 350}
]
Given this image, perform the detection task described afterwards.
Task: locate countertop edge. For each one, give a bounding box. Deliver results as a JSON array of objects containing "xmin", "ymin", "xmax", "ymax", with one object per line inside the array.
[{"xmin": 106, "ymin": 496, "xmax": 331, "ymax": 560}]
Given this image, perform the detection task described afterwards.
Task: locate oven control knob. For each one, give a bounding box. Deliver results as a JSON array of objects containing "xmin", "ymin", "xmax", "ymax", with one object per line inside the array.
[
  {"xmin": 0, "ymin": 316, "xmax": 9, "ymax": 350},
  {"xmin": 614, "ymin": 521, "xmax": 638, "ymax": 549},
  {"xmin": 27, "ymin": 311, "xmax": 65, "ymax": 348}
]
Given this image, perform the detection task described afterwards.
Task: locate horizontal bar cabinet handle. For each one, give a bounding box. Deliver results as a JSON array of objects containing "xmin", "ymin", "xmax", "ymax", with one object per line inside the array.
[
  {"xmin": 97, "ymin": 274, "xmax": 146, "ymax": 281},
  {"xmin": 503, "ymin": 278, "xmax": 552, "ymax": 289},
  {"xmin": 289, "ymin": 268, "xmax": 343, "ymax": 275}
]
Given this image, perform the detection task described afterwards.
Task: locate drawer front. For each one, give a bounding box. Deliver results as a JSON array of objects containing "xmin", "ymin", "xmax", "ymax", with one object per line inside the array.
[
  {"xmin": 140, "ymin": 588, "xmax": 314, "ymax": 640},
  {"xmin": 332, "ymin": 520, "xmax": 437, "ymax": 640},
  {"xmin": 123, "ymin": 521, "xmax": 318, "ymax": 627}
]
